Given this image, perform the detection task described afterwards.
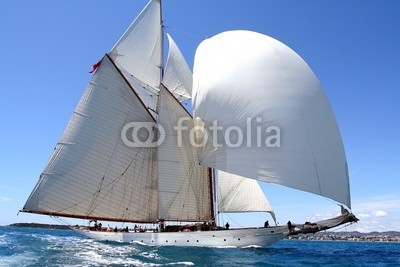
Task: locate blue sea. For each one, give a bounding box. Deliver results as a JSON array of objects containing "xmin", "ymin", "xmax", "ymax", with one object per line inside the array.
[{"xmin": 1, "ymin": 226, "xmax": 399, "ymax": 266}]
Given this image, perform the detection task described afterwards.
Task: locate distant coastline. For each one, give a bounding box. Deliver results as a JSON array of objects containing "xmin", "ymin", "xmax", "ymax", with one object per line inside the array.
[
  {"xmin": 288, "ymin": 231, "xmax": 400, "ymax": 242},
  {"xmin": 7, "ymin": 223, "xmax": 400, "ymax": 242},
  {"xmin": 8, "ymin": 223, "xmax": 73, "ymax": 230}
]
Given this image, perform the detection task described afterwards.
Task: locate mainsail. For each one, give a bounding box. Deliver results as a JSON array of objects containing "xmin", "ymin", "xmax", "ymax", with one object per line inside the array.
[
  {"xmin": 192, "ymin": 30, "xmax": 351, "ymax": 209},
  {"xmin": 22, "ymin": 55, "xmax": 158, "ymax": 222},
  {"xmin": 22, "ymin": 0, "xmax": 213, "ymax": 223}
]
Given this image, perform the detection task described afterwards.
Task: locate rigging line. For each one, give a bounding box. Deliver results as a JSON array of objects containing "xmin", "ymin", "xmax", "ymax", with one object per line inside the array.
[
  {"xmin": 164, "ymin": 26, "xmax": 205, "ymax": 40},
  {"xmin": 86, "ymin": 124, "xmax": 133, "ymax": 215},
  {"xmin": 115, "ymin": 140, "xmax": 153, "ymax": 220},
  {"xmin": 51, "ymin": 150, "xmax": 140, "ymax": 216},
  {"xmin": 129, "ymin": 146, "xmax": 155, "ymax": 220},
  {"xmin": 50, "ymin": 216, "xmax": 70, "ymax": 226},
  {"xmin": 224, "ymin": 213, "xmax": 243, "ymax": 228},
  {"xmin": 91, "ymin": 149, "xmax": 143, "ymax": 213},
  {"xmin": 82, "ymin": 145, "xmax": 143, "ymax": 216},
  {"xmin": 158, "ymin": 88, "xmax": 207, "ymax": 220},
  {"xmin": 142, "ymin": 148, "xmax": 157, "ymax": 220},
  {"xmin": 222, "ymin": 213, "xmax": 268, "ymax": 235},
  {"xmin": 123, "ymin": 154, "xmax": 143, "ymax": 220}
]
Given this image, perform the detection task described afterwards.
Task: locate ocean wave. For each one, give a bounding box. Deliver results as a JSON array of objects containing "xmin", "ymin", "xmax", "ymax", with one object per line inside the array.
[
  {"xmin": 74, "ymin": 250, "xmax": 152, "ymax": 266},
  {"xmin": 0, "ymin": 234, "xmax": 7, "ymax": 246},
  {"xmin": 0, "ymin": 251, "xmax": 39, "ymax": 267}
]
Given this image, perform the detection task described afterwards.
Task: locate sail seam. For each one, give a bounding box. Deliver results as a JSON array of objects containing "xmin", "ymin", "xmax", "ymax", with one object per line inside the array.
[{"xmin": 300, "ymin": 108, "xmax": 322, "ymax": 195}]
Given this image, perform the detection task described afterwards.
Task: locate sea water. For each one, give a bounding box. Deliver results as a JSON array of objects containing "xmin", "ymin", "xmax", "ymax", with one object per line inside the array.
[{"xmin": 1, "ymin": 226, "xmax": 399, "ymax": 266}]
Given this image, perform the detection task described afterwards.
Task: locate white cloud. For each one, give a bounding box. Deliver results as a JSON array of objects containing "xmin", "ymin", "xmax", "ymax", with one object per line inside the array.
[
  {"xmin": 348, "ymin": 193, "xmax": 400, "ymax": 232},
  {"xmin": 0, "ymin": 197, "xmax": 11, "ymax": 202},
  {"xmin": 374, "ymin": 210, "xmax": 388, "ymax": 217},
  {"xmin": 352, "ymin": 194, "xmax": 399, "ymax": 214}
]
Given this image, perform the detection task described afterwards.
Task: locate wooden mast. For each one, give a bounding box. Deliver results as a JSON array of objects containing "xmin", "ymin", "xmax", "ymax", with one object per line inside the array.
[
  {"xmin": 159, "ymin": 0, "xmax": 164, "ymax": 81},
  {"xmin": 208, "ymin": 168, "xmax": 216, "ymax": 228}
]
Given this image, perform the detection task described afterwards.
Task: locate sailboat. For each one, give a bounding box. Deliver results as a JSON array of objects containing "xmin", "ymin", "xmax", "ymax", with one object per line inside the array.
[{"xmin": 21, "ymin": 0, "xmax": 358, "ymax": 247}]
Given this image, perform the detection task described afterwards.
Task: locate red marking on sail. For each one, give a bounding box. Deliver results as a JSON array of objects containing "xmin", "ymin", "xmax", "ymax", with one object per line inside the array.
[{"xmin": 89, "ymin": 59, "xmax": 102, "ymax": 73}]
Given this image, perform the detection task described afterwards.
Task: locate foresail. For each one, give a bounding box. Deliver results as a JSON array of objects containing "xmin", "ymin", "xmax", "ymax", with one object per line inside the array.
[
  {"xmin": 22, "ymin": 55, "xmax": 158, "ymax": 222},
  {"xmin": 217, "ymin": 171, "xmax": 276, "ymax": 222},
  {"xmin": 157, "ymin": 85, "xmax": 212, "ymax": 221},
  {"xmin": 109, "ymin": 0, "xmax": 162, "ymax": 118},
  {"xmin": 192, "ymin": 30, "xmax": 351, "ymax": 208},
  {"xmin": 162, "ymin": 34, "xmax": 192, "ymax": 102}
]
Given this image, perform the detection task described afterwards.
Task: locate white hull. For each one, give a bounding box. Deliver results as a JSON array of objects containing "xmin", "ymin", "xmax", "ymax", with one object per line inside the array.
[{"xmin": 79, "ymin": 227, "xmax": 288, "ymax": 247}]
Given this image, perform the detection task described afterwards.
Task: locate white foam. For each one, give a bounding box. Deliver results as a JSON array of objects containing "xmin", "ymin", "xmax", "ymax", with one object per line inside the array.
[
  {"xmin": 141, "ymin": 250, "xmax": 162, "ymax": 260},
  {"xmin": 0, "ymin": 251, "xmax": 39, "ymax": 267},
  {"xmin": 165, "ymin": 262, "xmax": 194, "ymax": 266},
  {"xmin": 0, "ymin": 234, "xmax": 6, "ymax": 246},
  {"xmin": 243, "ymin": 245, "xmax": 263, "ymax": 249},
  {"xmin": 132, "ymin": 240, "xmax": 148, "ymax": 246},
  {"xmin": 213, "ymin": 245, "xmax": 237, "ymax": 249}
]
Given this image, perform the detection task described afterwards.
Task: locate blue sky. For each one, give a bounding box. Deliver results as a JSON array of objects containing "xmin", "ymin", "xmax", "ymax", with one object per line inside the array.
[{"xmin": 1, "ymin": 1, "xmax": 399, "ymax": 232}]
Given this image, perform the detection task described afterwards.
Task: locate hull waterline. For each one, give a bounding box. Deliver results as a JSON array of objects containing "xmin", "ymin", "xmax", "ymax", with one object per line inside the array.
[{"xmin": 78, "ymin": 227, "xmax": 287, "ymax": 247}]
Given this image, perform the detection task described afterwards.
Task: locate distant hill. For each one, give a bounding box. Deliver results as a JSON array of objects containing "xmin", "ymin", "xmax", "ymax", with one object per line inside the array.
[{"xmin": 8, "ymin": 223, "xmax": 73, "ymax": 230}]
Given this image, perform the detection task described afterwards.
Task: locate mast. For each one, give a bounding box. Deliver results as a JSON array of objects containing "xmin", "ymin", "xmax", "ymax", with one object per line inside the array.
[
  {"xmin": 159, "ymin": 0, "xmax": 164, "ymax": 81},
  {"xmin": 209, "ymin": 168, "xmax": 215, "ymax": 227}
]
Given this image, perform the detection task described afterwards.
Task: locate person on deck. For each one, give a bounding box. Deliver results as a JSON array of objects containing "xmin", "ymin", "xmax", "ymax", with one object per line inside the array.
[
  {"xmin": 264, "ymin": 220, "xmax": 269, "ymax": 227},
  {"xmin": 225, "ymin": 222, "xmax": 230, "ymax": 230},
  {"xmin": 287, "ymin": 221, "xmax": 293, "ymax": 233}
]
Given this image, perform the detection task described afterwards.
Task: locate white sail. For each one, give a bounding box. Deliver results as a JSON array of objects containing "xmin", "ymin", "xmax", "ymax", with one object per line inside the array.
[
  {"xmin": 217, "ymin": 171, "xmax": 276, "ymax": 221},
  {"xmin": 157, "ymin": 85, "xmax": 212, "ymax": 221},
  {"xmin": 193, "ymin": 30, "xmax": 351, "ymax": 208},
  {"xmin": 23, "ymin": 55, "xmax": 158, "ymax": 222},
  {"xmin": 109, "ymin": 0, "xmax": 162, "ymax": 118},
  {"xmin": 162, "ymin": 34, "xmax": 192, "ymax": 102}
]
